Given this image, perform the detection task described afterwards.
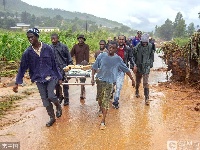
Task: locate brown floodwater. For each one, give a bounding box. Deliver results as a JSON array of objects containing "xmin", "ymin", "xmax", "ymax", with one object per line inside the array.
[{"xmin": 0, "ymin": 53, "xmax": 200, "ymax": 150}]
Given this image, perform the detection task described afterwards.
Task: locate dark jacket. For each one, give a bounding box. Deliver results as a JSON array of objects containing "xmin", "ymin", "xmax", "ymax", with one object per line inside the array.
[
  {"xmin": 16, "ymin": 43, "xmax": 62, "ymax": 84},
  {"xmin": 70, "ymin": 43, "xmax": 89, "ymax": 65},
  {"xmin": 51, "ymin": 41, "xmax": 73, "ymax": 70},
  {"xmin": 149, "ymin": 40, "xmax": 156, "ymax": 52},
  {"xmin": 132, "ymin": 42, "xmax": 154, "ymax": 74},
  {"xmin": 116, "ymin": 45, "xmax": 136, "ymax": 69}
]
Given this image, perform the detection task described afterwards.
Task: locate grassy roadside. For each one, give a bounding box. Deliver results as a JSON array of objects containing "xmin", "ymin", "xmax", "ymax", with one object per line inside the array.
[
  {"xmin": 0, "ymin": 88, "xmax": 35, "ymax": 117},
  {"xmin": 0, "ymin": 95, "xmax": 24, "ymax": 116}
]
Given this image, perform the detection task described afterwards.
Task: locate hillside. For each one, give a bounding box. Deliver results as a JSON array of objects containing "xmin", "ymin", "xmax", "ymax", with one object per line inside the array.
[{"xmin": 0, "ymin": 0, "xmax": 123, "ymax": 28}]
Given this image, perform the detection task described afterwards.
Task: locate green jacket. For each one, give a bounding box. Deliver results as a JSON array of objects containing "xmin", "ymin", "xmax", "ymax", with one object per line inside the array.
[{"xmin": 133, "ymin": 42, "xmax": 154, "ymax": 74}]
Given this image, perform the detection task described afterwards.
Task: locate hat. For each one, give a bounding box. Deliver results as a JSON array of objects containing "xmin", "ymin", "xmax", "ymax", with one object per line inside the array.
[
  {"xmin": 137, "ymin": 31, "xmax": 142, "ymax": 35},
  {"xmin": 141, "ymin": 33, "xmax": 149, "ymax": 43},
  {"xmin": 27, "ymin": 28, "xmax": 40, "ymax": 38},
  {"xmin": 77, "ymin": 35, "xmax": 86, "ymax": 41}
]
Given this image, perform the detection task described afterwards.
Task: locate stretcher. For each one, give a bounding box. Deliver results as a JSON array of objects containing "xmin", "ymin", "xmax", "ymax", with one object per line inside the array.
[{"xmin": 62, "ymin": 65, "xmax": 93, "ymax": 85}]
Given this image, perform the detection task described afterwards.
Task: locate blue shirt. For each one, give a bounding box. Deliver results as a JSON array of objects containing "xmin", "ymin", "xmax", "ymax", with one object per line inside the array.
[
  {"xmin": 16, "ymin": 43, "xmax": 62, "ymax": 84},
  {"xmin": 92, "ymin": 52, "xmax": 130, "ymax": 83},
  {"xmin": 132, "ymin": 37, "xmax": 141, "ymax": 47}
]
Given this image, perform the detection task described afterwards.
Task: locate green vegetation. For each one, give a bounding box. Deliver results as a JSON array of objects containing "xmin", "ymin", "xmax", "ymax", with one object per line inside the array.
[
  {"xmin": 0, "ymin": 95, "xmax": 24, "ymax": 116},
  {"xmin": 0, "ymin": 29, "xmax": 114, "ymax": 61},
  {"xmin": 173, "ymin": 38, "xmax": 189, "ymax": 47},
  {"xmin": 0, "ymin": 87, "xmax": 35, "ymax": 116},
  {"xmin": 159, "ymin": 32, "xmax": 200, "ymax": 84},
  {"xmin": 0, "ymin": 31, "xmax": 28, "ymax": 61},
  {"xmin": 0, "ymin": 61, "xmax": 19, "ymax": 77},
  {"xmin": 155, "ymin": 12, "xmax": 196, "ymax": 41}
]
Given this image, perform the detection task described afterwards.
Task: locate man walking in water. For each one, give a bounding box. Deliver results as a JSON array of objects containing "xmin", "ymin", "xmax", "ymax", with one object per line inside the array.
[
  {"xmin": 112, "ymin": 35, "xmax": 136, "ymax": 109},
  {"xmin": 132, "ymin": 33, "xmax": 154, "ymax": 105},
  {"xmin": 91, "ymin": 41, "xmax": 135, "ymax": 130}
]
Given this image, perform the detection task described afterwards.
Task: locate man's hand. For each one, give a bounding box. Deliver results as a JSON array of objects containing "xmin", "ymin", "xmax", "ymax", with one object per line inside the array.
[
  {"xmin": 66, "ymin": 77, "xmax": 71, "ymax": 81},
  {"xmin": 58, "ymin": 80, "xmax": 62, "ymax": 85},
  {"xmin": 91, "ymin": 79, "xmax": 95, "ymax": 86},
  {"xmin": 13, "ymin": 84, "xmax": 18, "ymax": 93},
  {"xmin": 133, "ymin": 66, "xmax": 137, "ymax": 74},
  {"xmin": 131, "ymin": 79, "xmax": 135, "ymax": 88}
]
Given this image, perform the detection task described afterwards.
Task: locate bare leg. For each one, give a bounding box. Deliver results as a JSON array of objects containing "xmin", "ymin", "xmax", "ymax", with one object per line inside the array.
[
  {"xmin": 100, "ymin": 108, "xmax": 107, "ymax": 130},
  {"xmin": 101, "ymin": 108, "xmax": 107, "ymax": 123},
  {"xmin": 98, "ymin": 101, "xmax": 102, "ymax": 111},
  {"xmin": 98, "ymin": 101, "xmax": 103, "ymax": 117}
]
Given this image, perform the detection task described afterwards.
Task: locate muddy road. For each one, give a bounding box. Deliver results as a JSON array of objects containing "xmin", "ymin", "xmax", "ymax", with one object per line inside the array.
[{"xmin": 0, "ymin": 54, "xmax": 200, "ymax": 150}]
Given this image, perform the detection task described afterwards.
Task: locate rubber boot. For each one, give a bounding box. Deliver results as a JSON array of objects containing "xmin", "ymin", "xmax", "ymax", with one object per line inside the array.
[
  {"xmin": 58, "ymin": 95, "xmax": 64, "ymax": 104},
  {"xmin": 63, "ymin": 97, "xmax": 69, "ymax": 106},
  {"xmin": 135, "ymin": 84, "xmax": 140, "ymax": 98},
  {"xmin": 80, "ymin": 85, "xmax": 86, "ymax": 99},
  {"xmin": 53, "ymin": 101, "xmax": 62, "ymax": 118},
  {"xmin": 56, "ymin": 84, "xmax": 64, "ymax": 104},
  {"xmin": 144, "ymin": 88, "xmax": 149, "ymax": 105},
  {"xmin": 63, "ymin": 82, "xmax": 69, "ymax": 105},
  {"xmin": 45, "ymin": 103, "xmax": 56, "ymax": 127}
]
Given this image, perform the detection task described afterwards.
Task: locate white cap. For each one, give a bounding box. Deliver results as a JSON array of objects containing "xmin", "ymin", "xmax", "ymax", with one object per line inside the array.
[{"xmin": 141, "ymin": 33, "xmax": 149, "ymax": 42}]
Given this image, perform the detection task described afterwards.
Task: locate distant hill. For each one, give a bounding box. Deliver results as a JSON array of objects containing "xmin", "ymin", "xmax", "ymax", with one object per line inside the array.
[{"xmin": 0, "ymin": 0, "xmax": 124, "ymax": 28}]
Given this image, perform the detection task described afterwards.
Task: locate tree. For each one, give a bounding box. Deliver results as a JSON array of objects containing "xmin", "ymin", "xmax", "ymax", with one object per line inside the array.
[
  {"xmin": 89, "ymin": 24, "xmax": 98, "ymax": 32},
  {"xmin": 173, "ymin": 12, "xmax": 183, "ymax": 29},
  {"xmin": 3, "ymin": 0, "xmax": 6, "ymax": 11},
  {"xmin": 154, "ymin": 25, "xmax": 159, "ymax": 37},
  {"xmin": 30, "ymin": 14, "xmax": 36, "ymax": 27},
  {"xmin": 173, "ymin": 12, "xmax": 186, "ymax": 38},
  {"xmin": 21, "ymin": 11, "xmax": 31, "ymax": 23},
  {"xmin": 0, "ymin": 18, "xmax": 16, "ymax": 29},
  {"xmin": 15, "ymin": 12, "xmax": 18, "ymax": 19},
  {"xmin": 155, "ymin": 19, "xmax": 173, "ymax": 40},
  {"xmin": 187, "ymin": 22, "xmax": 195, "ymax": 36},
  {"xmin": 120, "ymin": 25, "xmax": 131, "ymax": 33}
]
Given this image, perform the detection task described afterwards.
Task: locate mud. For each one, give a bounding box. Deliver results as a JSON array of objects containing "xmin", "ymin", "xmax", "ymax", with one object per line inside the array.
[{"xmin": 0, "ymin": 53, "xmax": 200, "ymax": 150}]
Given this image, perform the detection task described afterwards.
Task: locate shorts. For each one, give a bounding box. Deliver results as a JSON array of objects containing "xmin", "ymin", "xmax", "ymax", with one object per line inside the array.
[{"xmin": 96, "ymin": 79, "xmax": 112, "ymax": 109}]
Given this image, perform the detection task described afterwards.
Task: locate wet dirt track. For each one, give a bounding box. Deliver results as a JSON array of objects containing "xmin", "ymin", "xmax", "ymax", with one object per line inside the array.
[{"xmin": 0, "ymin": 53, "xmax": 200, "ymax": 150}]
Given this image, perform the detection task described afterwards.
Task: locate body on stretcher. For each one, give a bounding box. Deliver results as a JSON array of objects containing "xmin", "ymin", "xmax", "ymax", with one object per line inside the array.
[{"xmin": 62, "ymin": 65, "xmax": 93, "ymax": 85}]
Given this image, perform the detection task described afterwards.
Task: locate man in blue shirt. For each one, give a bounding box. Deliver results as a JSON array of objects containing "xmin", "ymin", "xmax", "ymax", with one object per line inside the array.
[
  {"xmin": 13, "ymin": 28, "xmax": 63, "ymax": 127},
  {"xmin": 112, "ymin": 35, "xmax": 136, "ymax": 109},
  {"xmin": 132, "ymin": 31, "xmax": 142, "ymax": 47},
  {"xmin": 91, "ymin": 41, "xmax": 135, "ymax": 130}
]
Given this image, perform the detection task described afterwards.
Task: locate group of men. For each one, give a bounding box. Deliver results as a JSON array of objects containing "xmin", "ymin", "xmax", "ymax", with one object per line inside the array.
[
  {"xmin": 92, "ymin": 32, "xmax": 155, "ymax": 129},
  {"xmin": 13, "ymin": 28, "xmax": 90, "ymax": 127},
  {"xmin": 13, "ymin": 28, "xmax": 155, "ymax": 130}
]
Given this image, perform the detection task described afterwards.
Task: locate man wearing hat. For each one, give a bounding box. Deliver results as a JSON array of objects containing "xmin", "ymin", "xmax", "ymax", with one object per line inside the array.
[
  {"xmin": 71, "ymin": 34, "xmax": 90, "ymax": 99},
  {"xmin": 132, "ymin": 33, "xmax": 154, "ymax": 105},
  {"xmin": 13, "ymin": 28, "xmax": 63, "ymax": 127}
]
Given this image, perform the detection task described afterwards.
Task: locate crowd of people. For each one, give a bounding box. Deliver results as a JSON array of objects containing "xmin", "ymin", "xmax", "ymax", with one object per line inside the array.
[{"xmin": 13, "ymin": 28, "xmax": 155, "ymax": 130}]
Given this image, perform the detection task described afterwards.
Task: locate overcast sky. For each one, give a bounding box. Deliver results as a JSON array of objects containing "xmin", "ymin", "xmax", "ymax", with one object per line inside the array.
[{"xmin": 21, "ymin": 0, "xmax": 200, "ymax": 31}]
